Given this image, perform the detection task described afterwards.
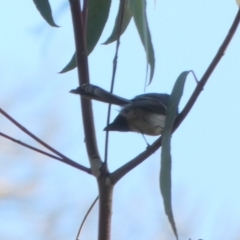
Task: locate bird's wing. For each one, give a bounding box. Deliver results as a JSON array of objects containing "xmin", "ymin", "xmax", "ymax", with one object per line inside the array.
[{"xmin": 128, "ymin": 93, "xmax": 170, "ymax": 115}]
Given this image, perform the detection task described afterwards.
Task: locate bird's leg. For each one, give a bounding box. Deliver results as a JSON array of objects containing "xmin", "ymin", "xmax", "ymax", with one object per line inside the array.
[{"xmin": 141, "ymin": 133, "xmax": 150, "ymax": 148}]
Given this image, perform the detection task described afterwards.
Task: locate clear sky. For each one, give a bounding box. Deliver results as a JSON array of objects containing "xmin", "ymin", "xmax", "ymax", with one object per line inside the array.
[{"xmin": 0, "ymin": 1, "xmax": 240, "ymax": 240}]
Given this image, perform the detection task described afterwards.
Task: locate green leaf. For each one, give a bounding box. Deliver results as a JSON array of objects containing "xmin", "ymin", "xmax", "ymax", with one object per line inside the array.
[
  {"xmin": 160, "ymin": 71, "xmax": 191, "ymax": 240},
  {"xmin": 87, "ymin": 0, "xmax": 111, "ymax": 54},
  {"xmin": 60, "ymin": 0, "xmax": 111, "ymax": 73},
  {"xmin": 103, "ymin": 0, "xmax": 133, "ymax": 44},
  {"xmin": 33, "ymin": 0, "xmax": 59, "ymax": 27},
  {"xmin": 59, "ymin": 53, "xmax": 76, "ymax": 73},
  {"xmin": 129, "ymin": 0, "xmax": 155, "ymax": 83}
]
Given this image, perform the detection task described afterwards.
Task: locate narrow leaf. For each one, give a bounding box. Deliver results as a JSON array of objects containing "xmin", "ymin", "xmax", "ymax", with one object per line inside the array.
[
  {"xmin": 60, "ymin": 0, "xmax": 111, "ymax": 73},
  {"xmin": 59, "ymin": 53, "xmax": 76, "ymax": 73},
  {"xmin": 103, "ymin": 0, "xmax": 133, "ymax": 45},
  {"xmin": 160, "ymin": 71, "xmax": 191, "ymax": 240},
  {"xmin": 33, "ymin": 0, "xmax": 59, "ymax": 27},
  {"xmin": 129, "ymin": 0, "xmax": 155, "ymax": 83},
  {"xmin": 87, "ymin": 0, "xmax": 111, "ymax": 54}
]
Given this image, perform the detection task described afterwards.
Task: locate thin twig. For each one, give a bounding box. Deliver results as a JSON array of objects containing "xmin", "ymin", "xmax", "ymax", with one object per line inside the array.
[
  {"xmin": 76, "ymin": 196, "xmax": 99, "ymax": 240},
  {"xmin": 82, "ymin": 0, "xmax": 88, "ymax": 29},
  {"xmin": 0, "ymin": 108, "xmax": 73, "ymax": 159},
  {"xmin": 104, "ymin": 0, "xmax": 125, "ymax": 164},
  {"xmin": 110, "ymin": 8, "xmax": 240, "ymax": 184},
  {"xmin": 0, "ymin": 132, "xmax": 91, "ymax": 173}
]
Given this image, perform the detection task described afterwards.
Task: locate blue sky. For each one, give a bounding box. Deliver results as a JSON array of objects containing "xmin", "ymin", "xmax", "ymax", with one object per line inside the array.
[{"xmin": 0, "ymin": 1, "xmax": 240, "ymax": 239}]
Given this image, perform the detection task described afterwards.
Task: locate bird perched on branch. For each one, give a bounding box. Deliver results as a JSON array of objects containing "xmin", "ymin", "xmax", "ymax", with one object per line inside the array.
[{"xmin": 70, "ymin": 84, "xmax": 170, "ymax": 136}]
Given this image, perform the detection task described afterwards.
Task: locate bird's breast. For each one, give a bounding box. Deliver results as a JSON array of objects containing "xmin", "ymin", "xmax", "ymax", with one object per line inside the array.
[{"xmin": 121, "ymin": 109, "xmax": 166, "ymax": 136}]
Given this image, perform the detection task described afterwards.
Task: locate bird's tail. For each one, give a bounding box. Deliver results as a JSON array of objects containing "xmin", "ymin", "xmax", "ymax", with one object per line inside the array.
[{"xmin": 70, "ymin": 83, "xmax": 129, "ymax": 106}]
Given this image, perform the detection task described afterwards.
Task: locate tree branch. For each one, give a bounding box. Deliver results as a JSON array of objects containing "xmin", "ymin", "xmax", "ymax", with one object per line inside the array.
[
  {"xmin": 69, "ymin": 1, "xmax": 111, "ymax": 239},
  {"xmin": 0, "ymin": 132, "xmax": 91, "ymax": 173},
  {"xmin": 0, "ymin": 108, "xmax": 77, "ymax": 160},
  {"xmin": 175, "ymin": 8, "xmax": 240, "ymax": 128},
  {"xmin": 76, "ymin": 195, "xmax": 99, "ymax": 240},
  {"xmin": 97, "ymin": 175, "xmax": 113, "ymax": 240},
  {"xmin": 69, "ymin": 0, "xmax": 102, "ymax": 176},
  {"xmin": 104, "ymin": 0, "xmax": 125, "ymax": 164}
]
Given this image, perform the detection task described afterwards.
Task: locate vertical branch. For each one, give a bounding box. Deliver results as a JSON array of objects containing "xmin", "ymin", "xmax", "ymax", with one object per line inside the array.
[
  {"xmin": 97, "ymin": 176, "xmax": 114, "ymax": 240},
  {"xmin": 82, "ymin": 0, "xmax": 88, "ymax": 28},
  {"xmin": 99, "ymin": 1, "xmax": 126, "ymax": 238},
  {"xmin": 69, "ymin": 1, "xmax": 113, "ymax": 240},
  {"xmin": 69, "ymin": 0, "xmax": 101, "ymax": 173}
]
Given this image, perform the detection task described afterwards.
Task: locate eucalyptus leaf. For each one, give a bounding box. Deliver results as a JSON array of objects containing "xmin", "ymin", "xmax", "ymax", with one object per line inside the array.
[
  {"xmin": 160, "ymin": 71, "xmax": 191, "ymax": 240},
  {"xmin": 59, "ymin": 53, "xmax": 76, "ymax": 74},
  {"xmin": 129, "ymin": 0, "xmax": 155, "ymax": 83},
  {"xmin": 61, "ymin": 0, "xmax": 111, "ymax": 73},
  {"xmin": 33, "ymin": 0, "xmax": 58, "ymax": 27},
  {"xmin": 87, "ymin": 0, "xmax": 111, "ymax": 54},
  {"xmin": 103, "ymin": 0, "xmax": 133, "ymax": 44}
]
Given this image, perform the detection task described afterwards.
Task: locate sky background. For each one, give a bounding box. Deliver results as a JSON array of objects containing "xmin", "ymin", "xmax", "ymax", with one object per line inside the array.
[{"xmin": 1, "ymin": 1, "xmax": 240, "ymax": 240}]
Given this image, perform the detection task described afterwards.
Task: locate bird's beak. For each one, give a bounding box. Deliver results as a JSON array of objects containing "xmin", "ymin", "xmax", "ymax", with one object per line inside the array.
[{"xmin": 69, "ymin": 87, "xmax": 80, "ymax": 94}]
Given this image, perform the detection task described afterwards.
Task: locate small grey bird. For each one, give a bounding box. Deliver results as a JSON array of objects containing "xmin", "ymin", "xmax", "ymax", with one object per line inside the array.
[{"xmin": 70, "ymin": 84, "xmax": 170, "ymax": 136}]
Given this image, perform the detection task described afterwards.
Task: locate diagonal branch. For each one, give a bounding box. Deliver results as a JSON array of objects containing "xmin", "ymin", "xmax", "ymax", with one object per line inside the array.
[
  {"xmin": 0, "ymin": 108, "xmax": 90, "ymax": 173},
  {"xmin": 0, "ymin": 108, "xmax": 72, "ymax": 160},
  {"xmin": 0, "ymin": 132, "xmax": 91, "ymax": 173},
  {"xmin": 175, "ymin": 8, "xmax": 240, "ymax": 128},
  {"xmin": 76, "ymin": 196, "xmax": 99, "ymax": 240},
  {"xmin": 110, "ymin": 8, "xmax": 240, "ymax": 184}
]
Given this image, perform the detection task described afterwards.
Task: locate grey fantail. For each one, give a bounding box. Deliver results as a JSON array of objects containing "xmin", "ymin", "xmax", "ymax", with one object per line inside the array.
[{"xmin": 70, "ymin": 84, "xmax": 170, "ymax": 136}]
